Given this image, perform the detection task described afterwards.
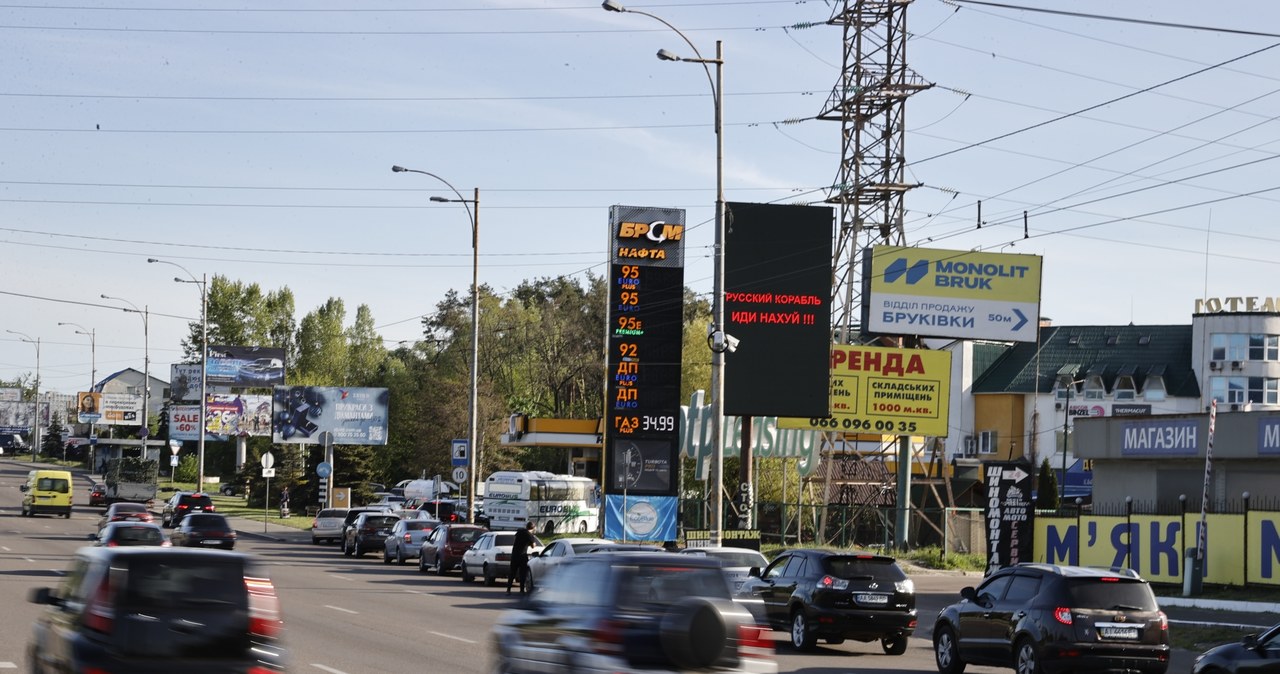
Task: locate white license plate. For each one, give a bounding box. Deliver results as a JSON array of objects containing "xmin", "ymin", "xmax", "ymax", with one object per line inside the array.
[
  {"xmin": 856, "ymin": 593, "xmax": 889, "ymax": 605},
  {"xmin": 125, "ymin": 516, "xmax": 140, "ymax": 521},
  {"xmin": 1101, "ymin": 627, "xmax": 1139, "ymax": 639},
  {"xmin": 201, "ymin": 540, "xmax": 223, "ymax": 545}
]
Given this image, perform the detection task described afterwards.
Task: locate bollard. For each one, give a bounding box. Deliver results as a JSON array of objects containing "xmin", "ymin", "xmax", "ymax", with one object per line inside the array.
[{"xmin": 1183, "ymin": 547, "xmax": 1203, "ymax": 596}]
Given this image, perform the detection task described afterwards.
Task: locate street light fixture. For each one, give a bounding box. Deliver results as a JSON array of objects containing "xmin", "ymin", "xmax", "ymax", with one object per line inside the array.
[
  {"xmin": 148, "ymin": 258, "xmax": 209, "ymax": 493},
  {"xmin": 391, "ymin": 165, "xmax": 482, "ymax": 525},
  {"xmin": 101, "ymin": 294, "xmax": 150, "ymax": 452},
  {"xmin": 57, "ymin": 322, "xmax": 96, "ymax": 391},
  {"xmin": 6, "ymin": 329, "xmax": 41, "ymax": 462},
  {"xmin": 603, "ymin": 0, "xmax": 728, "ymax": 546}
]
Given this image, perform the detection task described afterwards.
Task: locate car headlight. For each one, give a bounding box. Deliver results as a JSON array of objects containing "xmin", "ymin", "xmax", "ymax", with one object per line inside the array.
[{"xmin": 895, "ymin": 579, "xmax": 915, "ymax": 594}]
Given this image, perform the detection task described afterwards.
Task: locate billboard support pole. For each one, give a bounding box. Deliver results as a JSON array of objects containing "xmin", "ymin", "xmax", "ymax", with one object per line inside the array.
[
  {"xmin": 324, "ymin": 432, "xmax": 334, "ymax": 510},
  {"xmin": 895, "ymin": 435, "xmax": 911, "ymax": 550}
]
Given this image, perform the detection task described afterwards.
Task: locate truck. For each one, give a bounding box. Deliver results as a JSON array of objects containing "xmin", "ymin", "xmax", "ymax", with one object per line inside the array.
[{"xmin": 103, "ymin": 457, "xmax": 159, "ymax": 504}]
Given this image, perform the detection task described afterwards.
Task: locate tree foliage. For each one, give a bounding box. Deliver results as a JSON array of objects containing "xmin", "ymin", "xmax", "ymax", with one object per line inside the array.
[{"xmin": 1036, "ymin": 458, "xmax": 1060, "ymax": 510}]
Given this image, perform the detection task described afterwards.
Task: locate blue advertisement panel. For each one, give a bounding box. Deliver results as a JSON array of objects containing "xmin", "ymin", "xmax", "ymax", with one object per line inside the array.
[
  {"xmin": 206, "ymin": 345, "xmax": 287, "ymax": 388},
  {"xmin": 1119, "ymin": 418, "xmax": 1199, "ymax": 456},
  {"xmin": 1258, "ymin": 418, "xmax": 1280, "ymax": 455},
  {"xmin": 603, "ymin": 494, "xmax": 677, "ymax": 542},
  {"xmin": 271, "ymin": 386, "xmax": 389, "ymax": 445}
]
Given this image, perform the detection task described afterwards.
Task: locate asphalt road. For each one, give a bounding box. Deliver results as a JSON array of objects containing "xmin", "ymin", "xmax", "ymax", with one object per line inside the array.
[{"xmin": 0, "ymin": 457, "xmax": 1258, "ymax": 674}]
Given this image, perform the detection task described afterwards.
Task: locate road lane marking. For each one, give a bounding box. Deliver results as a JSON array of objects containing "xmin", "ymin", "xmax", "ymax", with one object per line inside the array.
[
  {"xmin": 429, "ymin": 631, "xmax": 477, "ymax": 644},
  {"xmin": 310, "ymin": 665, "xmax": 349, "ymax": 674},
  {"xmin": 324, "ymin": 605, "xmax": 358, "ymax": 615},
  {"xmin": 0, "ymin": 661, "xmax": 17, "ymax": 669},
  {"xmin": 1, "ymin": 546, "xmax": 9, "ymax": 552}
]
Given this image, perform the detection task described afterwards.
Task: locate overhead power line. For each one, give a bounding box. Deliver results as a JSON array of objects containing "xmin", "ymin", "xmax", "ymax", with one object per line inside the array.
[{"xmin": 949, "ymin": 0, "xmax": 1280, "ymax": 39}]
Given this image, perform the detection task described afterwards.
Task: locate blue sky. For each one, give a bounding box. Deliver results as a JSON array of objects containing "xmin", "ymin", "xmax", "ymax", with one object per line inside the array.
[{"xmin": 4, "ymin": 0, "xmax": 1278, "ymax": 395}]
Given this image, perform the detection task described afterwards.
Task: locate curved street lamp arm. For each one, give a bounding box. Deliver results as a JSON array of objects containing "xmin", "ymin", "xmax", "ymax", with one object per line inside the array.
[{"xmin": 391, "ymin": 166, "xmax": 476, "ymax": 241}]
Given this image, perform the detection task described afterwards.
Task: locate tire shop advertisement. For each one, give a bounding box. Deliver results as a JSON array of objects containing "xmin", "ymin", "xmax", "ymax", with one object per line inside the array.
[{"xmin": 271, "ymin": 386, "xmax": 389, "ymax": 445}]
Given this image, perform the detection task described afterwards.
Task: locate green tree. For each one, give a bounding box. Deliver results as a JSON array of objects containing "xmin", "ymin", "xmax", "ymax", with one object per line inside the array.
[
  {"xmin": 1036, "ymin": 458, "xmax": 1060, "ymax": 510},
  {"xmin": 182, "ymin": 276, "xmax": 296, "ymax": 362},
  {"xmin": 345, "ymin": 304, "xmax": 386, "ymax": 384},
  {"xmin": 294, "ymin": 298, "xmax": 349, "ymax": 384},
  {"xmin": 43, "ymin": 412, "xmax": 67, "ymax": 456}
]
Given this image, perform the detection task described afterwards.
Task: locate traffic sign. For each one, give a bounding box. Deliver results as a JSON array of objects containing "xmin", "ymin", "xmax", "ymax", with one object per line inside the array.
[
  {"xmin": 260, "ymin": 452, "xmax": 275, "ymax": 469},
  {"xmin": 451, "ymin": 439, "xmax": 468, "ymax": 467},
  {"xmin": 170, "ymin": 455, "xmax": 180, "ymax": 467},
  {"xmin": 316, "ymin": 461, "xmax": 332, "ymax": 479},
  {"xmin": 452, "ymin": 466, "xmax": 468, "ymax": 483},
  {"xmin": 262, "ymin": 467, "xmax": 276, "ymax": 478}
]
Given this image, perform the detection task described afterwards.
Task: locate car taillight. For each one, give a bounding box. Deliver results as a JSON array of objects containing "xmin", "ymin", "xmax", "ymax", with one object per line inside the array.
[
  {"xmin": 84, "ymin": 576, "xmax": 114, "ymax": 634},
  {"xmin": 105, "ymin": 541, "xmax": 118, "ymax": 547},
  {"xmin": 311, "ymin": 519, "xmax": 319, "ymax": 529},
  {"xmin": 591, "ymin": 617, "xmax": 626, "ymax": 655},
  {"xmin": 497, "ymin": 552, "xmax": 510, "ymax": 562},
  {"xmin": 1053, "ymin": 607, "xmax": 1073, "ymax": 625},
  {"xmin": 1158, "ymin": 611, "xmax": 1168, "ymax": 631},
  {"xmin": 177, "ymin": 504, "xmax": 189, "ymax": 510},
  {"xmin": 737, "ymin": 624, "xmax": 775, "ymax": 660},
  {"xmin": 816, "ymin": 575, "xmax": 850, "ymax": 591},
  {"xmin": 404, "ymin": 533, "xmax": 413, "ymax": 543},
  {"xmin": 207, "ymin": 505, "xmax": 216, "ymax": 511},
  {"xmin": 245, "ymin": 576, "xmax": 282, "ymax": 639}
]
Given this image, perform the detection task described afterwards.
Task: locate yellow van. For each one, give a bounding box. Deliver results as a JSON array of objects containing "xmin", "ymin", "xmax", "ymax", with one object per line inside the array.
[{"xmin": 20, "ymin": 469, "xmax": 73, "ymax": 518}]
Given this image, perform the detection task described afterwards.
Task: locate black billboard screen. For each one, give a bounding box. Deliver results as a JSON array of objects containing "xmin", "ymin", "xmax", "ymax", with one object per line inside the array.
[{"xmin": 723, "ymin": 202, "xmax": 832, "ymax": 417}]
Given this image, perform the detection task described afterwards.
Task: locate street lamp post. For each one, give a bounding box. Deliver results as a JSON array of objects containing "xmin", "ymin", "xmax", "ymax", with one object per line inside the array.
[
  {"xmin": 59, "ymin": 321, "xmax": 96, "ymax": 465},
  {"xmin": 603, "ymin": 0, "xmax": 727, "ymax": 545},
  {"xmin": 148, "ymin": 259, "xmax": 209, "ymax": 493},
  {"xmin": 392, "ymin": 165, "xmax": 481, "ymax": 525},
  {"xmin": 102, "ymin": 295, "xmax": 150, "ymax": 453},
  {"xmin": 7, "ymin": 330, "xmax": 41, "ymax": 462}
]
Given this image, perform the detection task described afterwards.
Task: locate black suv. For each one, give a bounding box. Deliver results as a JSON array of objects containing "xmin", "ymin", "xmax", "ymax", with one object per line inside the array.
[
  {"xmin": 492, "ymin": 552, "xmax": 775, "ymax": 673},
  {"xmin": 27, "ymin": 547, "xmax": 286, "ymax": 672},
  {"xmin": 161, "ymin": 491, "xmax": 215, "ymax": 528},
  {"xmin": 932, "ymin": 563, "xmax": 1170, "ymax": 674},
  {"xmin": 737, "ymin": 548, "xmax": 916, "ymax": 653},
  {"xmin": 343, "ymin": 512, "xmax": 400, "ymax": 557},
  {"xmin": 338, "ymin": 506, "xmax": 394, "ymax": 555}
]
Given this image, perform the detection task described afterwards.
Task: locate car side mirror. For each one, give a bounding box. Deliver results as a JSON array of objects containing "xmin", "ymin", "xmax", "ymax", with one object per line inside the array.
[
  {"xmin": 87, "ymin": 533, "xmax": 97, "ymax": 541},
  {"xmin": 748, "ymin": 566, "xmax": 762, "ymax": 578},
  {"xmin": 28, "ymin": 587, "xmax": 60, "ymax": 606},
  {"xmin": 1243, "ymin": 634, "xmax": 1259, "ymax": 649},
  {"xmin": 960, "ymin": 586, "xmax": 978, "ymax": 601},
  {"xmin": 19, "ymin": 485, "xmax": 28, "ymax": 492}
]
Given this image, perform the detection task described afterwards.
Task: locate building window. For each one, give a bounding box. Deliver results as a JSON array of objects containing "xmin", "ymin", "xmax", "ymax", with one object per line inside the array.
[
  {"xmin": 1143, "ymin": 375, "xmax": 1167, "ymax": 402},
  {"xmin": 1083, "ymin": 375, "xmax": 1106, "ymax": 400},
  {"xmin": 1055, "ymin": 376, "xmax": 1077, "ymax": 400},
  {"xmin": 1209, "ymin": 376, "xmax": 1246, "ymax": 404},
  {"xmin": 1114, "ymin": 375, "xmax": 1137, "ymax": 400},
  {"xmin": 1211, "ymin": 333, "xmax": 1250, "ymax": 361},
  {"xmin": 1249, "ymin": 334, "xmax": 1280, "ymax": 361},
  {"xmin": 1248, "ymin": 377, "xmax": 1280, "ymax": 405}
]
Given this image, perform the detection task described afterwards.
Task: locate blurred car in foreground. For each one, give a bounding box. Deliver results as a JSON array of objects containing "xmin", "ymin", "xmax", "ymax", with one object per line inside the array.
[
  {"xmin": 680, "ymin": 546, "xmax": 770, "ymax": 593},
  {"xmin": 460, "ymin": 530, "xmax": 542, "ymax": 586},
  {"xmin": 738, "ymin": 548, "xmax": 916, "ymax": 653},
  {"xmin": 1192, "ymin": 622, "xmax": 1280, "ymax": 674},
  {"xmin": 311, "ymin": 507, "xmax": 348, "ymax": 545},
  {"xmin": 97, "ymin": 502, "xmax": 154, "ymax": 531},
  {"xmin": 93, "ymin": 522, "xmax": 169, "ymax": 547},
  {"xmin": 383, "ymin": 518, "xmax": 440, "ymax": 564},
  {"xmin": 492, "ymin": 551, "xmax": 776, "ymax": 674},
  {"xmin": 419, "ymin": 523, "xmax": 486, "ymax": 574},
  {"xmin": 525, "ymin": 537, "xmax": 611, "ymax": 589},
  {"xmin": 170, "ymin": 513, "xmax": 238, "ymax": 550},
  {"xmin": 89, "ymin": 483, "xmax": 108, "ymax": 507},
  {"xmin": 933, "ymin": 563, "xmax": 1168, "ymax": 674},
  {"xmin": 27, "ymin": 547, "xmax": 286, "ymax": 672}
]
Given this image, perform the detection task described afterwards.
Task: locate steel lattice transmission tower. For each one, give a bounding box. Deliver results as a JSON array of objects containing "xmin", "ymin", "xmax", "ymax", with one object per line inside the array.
[{"xmin": 818, "ymin": 0, "xmax": 933, "ymax": 342}]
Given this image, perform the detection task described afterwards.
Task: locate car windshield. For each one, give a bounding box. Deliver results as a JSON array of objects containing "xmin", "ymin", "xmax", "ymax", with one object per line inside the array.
[
  {"xmin": 619, "ymin": 564, "xmax": 732, "ymax": 604},
  {"xmin": 187, "ymin": 515, "xmax": 230, "ymax": 530},
  {"xmin": 695, "ymin": 549, "xmax": 768, "ymax": 567},
  {"xmin": 571, "ymin": 543, "xmax": 605, "ymax": 553},
  {"xmin": 493, "ymin": 532, "xmax": 516, "ymax": 546},
  {"xmin": 121, "ymin": 556, "xmax": 247, "ymax": 610},
  {"xmin": 115, "ymin": 504, "xmax": 147, "ymax": 513},
  {"xmin": 181, "ymin": 495, "xmax": 213, "ymax": 507},
  {"xmin": 824, "ymin": 556, "xmax": 907, "ymax": 581},
  {"xmin": 365, "ymin": 516, "xmax": 398, "ymax": 527},
  {"xmin": 405, "ymin": 520, "xmax": 436, "ymax": 531},
  {"xmin": 1066, "ymin": 579, "xmax": 1157, "ymax": 610},
  {"xmin": 318, "ymin": 509, "xmax": 347, "ymax": 518},
  {"xmin": 37, "ymin": 478, "xmax": 69, "ymax": 493},
  {"xmin": 449, "ymin": 528, "xmax": 483, "ymax": 543},
  {"xmin": 112, "ymin": 527, "xmax": 165, "ymax": 545}
]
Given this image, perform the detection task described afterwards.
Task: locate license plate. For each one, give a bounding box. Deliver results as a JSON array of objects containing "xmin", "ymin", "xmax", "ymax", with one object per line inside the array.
[
  {"xmin": 1100, "ymin": 626, "xmax": 1139, "ymax": 640},
  {"xmin": 856, "ymin": 593, "xmax": 889, "ymax": 605},
  {"xmin": 126, "ymin": 516, "xmax": 140, "ymax": 521},
  {"xmin": 201, "ymin": 540, "xmax": 223, "ymax": 545}
]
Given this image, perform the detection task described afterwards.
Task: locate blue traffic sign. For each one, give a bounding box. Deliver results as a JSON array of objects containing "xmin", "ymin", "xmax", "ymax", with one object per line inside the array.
[{"xmin": 316, "ymin": 461, "xmax": 333, "ymax": 479}]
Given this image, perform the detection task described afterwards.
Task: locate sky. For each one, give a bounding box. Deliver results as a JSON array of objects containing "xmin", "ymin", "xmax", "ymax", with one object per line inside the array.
[{"xmin": 4, "ymin": 0, "xmax": 1280, "ymax": 397}]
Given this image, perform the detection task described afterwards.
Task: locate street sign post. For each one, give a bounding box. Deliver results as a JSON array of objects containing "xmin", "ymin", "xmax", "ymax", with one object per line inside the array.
[
  {"xmin": 451, "ymin": 439, "xmax": 468, "ymax": 467},
  {"xmin": 260, "ymin": 452, "xmax": 275, "ymax": 469},
  {"xmin": 452, "ymin": 466, "xmax": 468, "ymax": 483}
]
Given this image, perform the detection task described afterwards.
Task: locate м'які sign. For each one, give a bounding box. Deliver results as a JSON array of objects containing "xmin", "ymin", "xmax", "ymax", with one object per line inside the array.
[{"xmin": 777, "ymin": 344, "xmax": 951, "ymax": 437}]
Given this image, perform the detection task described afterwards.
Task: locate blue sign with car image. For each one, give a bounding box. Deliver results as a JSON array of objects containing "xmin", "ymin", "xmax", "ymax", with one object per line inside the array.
[{"xmin": 206, "ymin": 345, "xmax": 287, "ymax": 387}]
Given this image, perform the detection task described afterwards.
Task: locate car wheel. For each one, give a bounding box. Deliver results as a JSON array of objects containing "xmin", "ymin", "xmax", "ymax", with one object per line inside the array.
[
  {"xmin": 882, "ymin": 634, "xmax": 908, "ymax": 655},
  {"xmin": 659, "ymin": 597, "xmax": 733, "ymax": 668},
  {"xmin": 934, "ymin": 625, "xmax": 966, "ymax": 674},
  {"xmin": 436, "ymin": 558, "xmax": 448, "ymax": 576},
  {"xmin": 312, "ymin": 536, "xmax": 321, "ymax": 545},
  {"xmin": 790, "ymin": 609, "xmax": 816, "ymax": 651},
  {"xmin": 397, "ymin": 547, "xmax": 406, "ymax": 565},
  {"xmin": 383, "ymin": 547, "xmax": 393, "ymax": 564},
  {"xmin": 461, "ymin": 562, "xmax": 475, "ymax": 583},
  {"xmin": 578, "ymin": 520, "xmax": 587, "ymax": 534},
  {"xmin": 343, "ymin": 538, "xmax": 353, "ymax": 556},
  {"xmin": 63, "ymin": 511, "xmax": 71, "ymax": 519},
  {"xmin": 483, "ymin": 563, "xmax": 496, "ymax": 586},
  {"xmin": 419, "ymin": 553, "xmax": 428, "ymax": 573},
  {"xmin": 1015, "ymin": 638, "xmax": 1043, "ymax": 674}
]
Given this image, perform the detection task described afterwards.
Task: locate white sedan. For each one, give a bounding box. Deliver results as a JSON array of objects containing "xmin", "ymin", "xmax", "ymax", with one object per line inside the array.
[
  {"xmin": 678, "ymin": 546, "xmax": 770, "ymax": 592},
  {"xmin": 524, "ymin": 537, "xmax": 612, "ymax": 590},
  {"xmin": 459, "ymin": 530, "xmax": 543, "ymax": 585}
]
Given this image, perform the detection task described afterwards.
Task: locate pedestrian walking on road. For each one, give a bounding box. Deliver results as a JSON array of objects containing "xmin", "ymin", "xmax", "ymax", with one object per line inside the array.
[{"xmin": 507, "ymin": 521, "xmax": 540, "ymax": 595}]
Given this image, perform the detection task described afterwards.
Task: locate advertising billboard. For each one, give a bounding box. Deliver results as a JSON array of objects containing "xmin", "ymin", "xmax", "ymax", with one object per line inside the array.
[
  {"xmin": 170, "ymin": 363, "xmax": 205, "ymax": 402},
  {"xmin": 0, "ymin": 400, "xmax": 47, "ymax": 434},
  {"xmin": 206, "ymin": 345, "xmax": 287, "ymax": 388},
  {"xmin": 863, "ymin": 246, "xmax": 1042, "ymax": 342},
  {"xmin": 206, "ymin": 394, "xmax": 272, "ymax": 441},
  {"xmin": 723, "ymin": 201, "xmax": 832, "ymax": 418},
  {"xmin": 604, "ymin": 205, "xmax": 685, "ymax": 498},
  {"xmin": 0, "ymin": 388, "xmax": 19, "ymax": 402},
  {"xmin": 778, "ymin": 344, "xmax": 952, "ymax": 436},
  {"xmin": 76, "ymin": 391, "xmax": 103, "ymax": 424},
  {"xmin": 100, "ymin": 393, "xmax": 144, "ymax": 425},
  {"xmin": 271, "ymin": 386, "xmax": 389, "ymax": 445}
]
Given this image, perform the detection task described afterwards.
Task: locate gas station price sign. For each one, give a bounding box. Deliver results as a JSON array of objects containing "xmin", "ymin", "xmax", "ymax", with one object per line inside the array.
[{"xmin": 605, "ymin": 205, "xmax": 685, "ymax": 496}]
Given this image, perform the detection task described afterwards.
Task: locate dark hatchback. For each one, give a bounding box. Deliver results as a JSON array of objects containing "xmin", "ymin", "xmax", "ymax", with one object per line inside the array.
[
  {"xmin": 737, "ymin": 548, "xmax": 916, "ymax": 653},
  {"xmin": 162, "ymin": 491, "xmax": 216, "ymax": 528},
  {"xmin": 93, "ymin": 522, "xmax": 169, "ymax": 547},
  {"xmin": 27, "ymin": 547, "xmax": 286, "ymax": 673},
  {"xmin": 492, "ymin": 552, "xmax": 775, "ymax": 674},
  {"xmin": 933, "ymin": 563, "xmax": 1169, "ymax": 674},
  {"xmin": 170, "ymin": 513, "xmax": 238, "ymax": 550},
  {"xmin": 343, "ymin": 512, "xmax": 399, "ymax": 557},
  {"xmin": 1192, "ymin": 622, "xmax": 1280, "ymax": 674}
]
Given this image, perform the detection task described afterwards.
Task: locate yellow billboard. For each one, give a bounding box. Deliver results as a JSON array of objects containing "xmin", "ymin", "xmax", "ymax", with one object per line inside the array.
[
  {"xmin": 778, "ymin": 345, "xmax": 951, "ymax": 436},
  {"xmin": 865, "ymin": 245, "xmax": 1042, "ymax": 342}
]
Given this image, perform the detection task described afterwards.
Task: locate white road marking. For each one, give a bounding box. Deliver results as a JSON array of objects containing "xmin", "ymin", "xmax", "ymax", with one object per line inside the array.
[
  {"xmin": 329, "ymin": 574, "xmax": 352, "ymax": 581},
  {"xmin": 22, "ymin": 557, "xmax": 34, "ymax": 563},
  {"xmin": 324, "ymin": 605, "xmax": 358, "ymax": 615},
  {"xmin": 429, "ymin": 631, "xmax": 477, "ymax": 644},
  {"xmin": 0, "ymin": 661, "xmax": 17, "ymax": 669},
  {"xmin": 310, "ymin": 665, "xmax": 349, "ymax": 674},
  {"xmin": 0, "ymin": 546, "xmax": 9, "ymax": 552}
]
